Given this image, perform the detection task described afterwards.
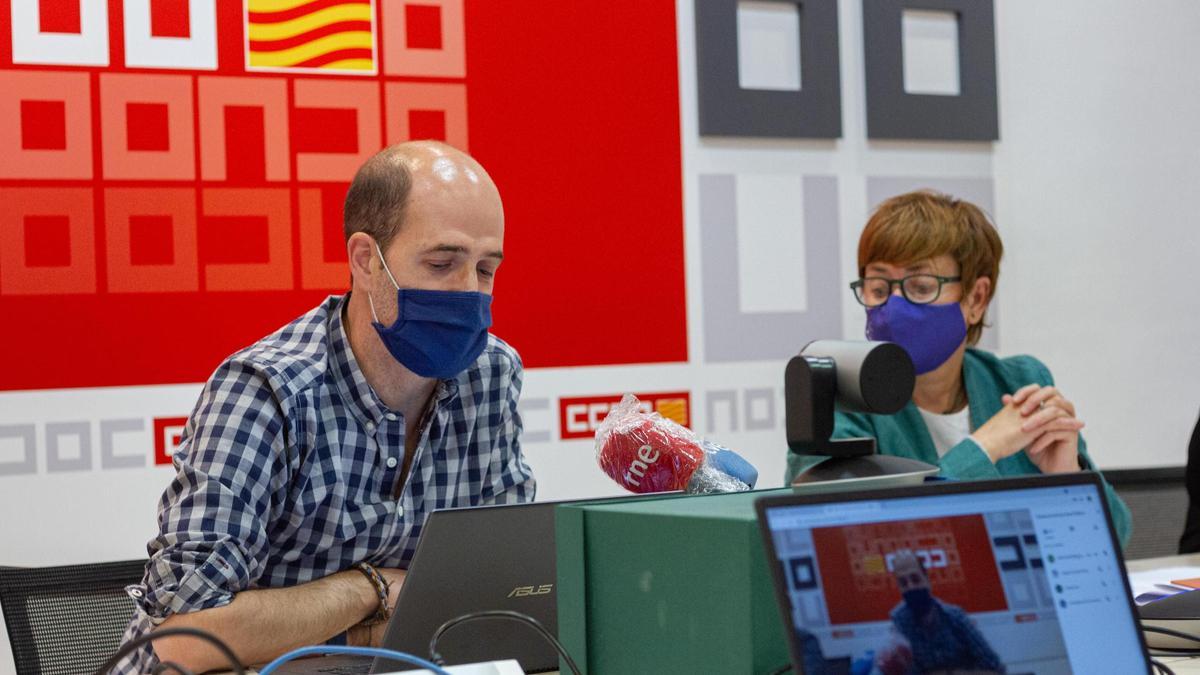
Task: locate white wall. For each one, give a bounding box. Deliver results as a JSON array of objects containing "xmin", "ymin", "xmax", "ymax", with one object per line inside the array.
[{"xmin": 993, "ymin": 0, "xmax": 1200, "ymax": 468}]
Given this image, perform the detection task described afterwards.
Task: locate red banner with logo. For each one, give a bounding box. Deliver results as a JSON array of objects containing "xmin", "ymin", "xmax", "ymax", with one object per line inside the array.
[{"xmin": 0, "ymin": 0, "xmax": 685, "ymax": 391}]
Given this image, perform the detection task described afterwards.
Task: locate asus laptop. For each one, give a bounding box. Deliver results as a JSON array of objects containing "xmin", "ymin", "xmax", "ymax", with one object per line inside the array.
[
  {"xmin": 273, "ymin": 499, "xmax": 564, "ymax": 675},
  {"xmin": 371, "ymin": 499, "xmax": 563, "ymax": 673},
  {"xmin": 756, "ymin": 474, "xmax": 1152, "ymax": 675}
]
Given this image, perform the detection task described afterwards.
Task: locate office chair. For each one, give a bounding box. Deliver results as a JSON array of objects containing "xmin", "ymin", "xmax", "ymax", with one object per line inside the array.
[
  {"xmin": 0, "ymin": 559, "xmax": 147, "ymax": 675},
  {"xmin": 1106, "ymin": 467, "xmax": 1189, "ymax": 560},
  {"xmin": 1180, "ymin": 412, "xmax": 1200, "ymax": 553}
]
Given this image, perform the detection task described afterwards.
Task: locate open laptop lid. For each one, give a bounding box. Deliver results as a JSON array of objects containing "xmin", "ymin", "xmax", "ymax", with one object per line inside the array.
[
  {"xmin": 756, "ymin": 474, "xmax": 1151, "ymax": 675},
  {"xmin": 371, "ymin": 491, "xmax": 681, "ymax": 674},
  {"xmin": 370, "ymin": 500, "xmax": 561, "ymax": 673}
]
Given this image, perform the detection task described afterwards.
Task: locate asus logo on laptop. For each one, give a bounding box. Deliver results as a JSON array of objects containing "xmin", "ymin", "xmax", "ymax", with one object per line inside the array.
[{"xmin": 507, "ymin": 584, "xmax": 553, "ymax": 598}]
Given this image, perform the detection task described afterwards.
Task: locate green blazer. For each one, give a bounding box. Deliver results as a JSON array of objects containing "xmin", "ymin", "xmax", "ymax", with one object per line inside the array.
[{"xmin": 785, "ymin": 348, "xmax": 1132, "ymax": 548}]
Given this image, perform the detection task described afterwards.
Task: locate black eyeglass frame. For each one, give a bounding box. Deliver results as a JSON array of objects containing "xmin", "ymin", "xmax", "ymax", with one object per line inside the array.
[{"xmin": 849, "ymin": 274, "xmax": 962, "ymax": 307}]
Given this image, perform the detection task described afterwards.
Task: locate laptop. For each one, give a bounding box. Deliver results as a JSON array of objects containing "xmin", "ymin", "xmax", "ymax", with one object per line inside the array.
[
  {"xmin": 370, "ymin": 499, "xmax": 564, "ymax": 673},
  {"xmin": 273, "ymin": 499, "xmax": 565, "ymax": 675},
  {"xmin": 756, "ymin": 474, "xmax": 1152, "ymax": 675}
]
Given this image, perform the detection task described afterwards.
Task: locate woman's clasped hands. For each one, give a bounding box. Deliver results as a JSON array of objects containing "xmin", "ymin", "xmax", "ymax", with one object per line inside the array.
[{"xmin": 971, "ymin": 384, "xmax": 1084, "ymax": 474}]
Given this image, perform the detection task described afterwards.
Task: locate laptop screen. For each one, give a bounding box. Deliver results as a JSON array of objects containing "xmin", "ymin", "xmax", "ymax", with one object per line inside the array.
[{"xmin": 758, "ymin": 478, "xmax": 1148, "ymax": 675}]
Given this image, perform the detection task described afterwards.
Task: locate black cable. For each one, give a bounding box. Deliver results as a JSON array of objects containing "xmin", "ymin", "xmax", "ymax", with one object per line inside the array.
[
  {"xmin": 92, "ymin": 626, "xmax": 245, "ymax": 675},
  {"xmin": 151, "ymin": 661, "xmax": 197, "ymax": 675},
  {"xmin": 1142, "ymin": 624, "xmax": 1200, "ymax": 673},
  {"xmin": 427, "ymin": 609, "xmax": 582, "ymax": 675},
  {"xmin": 1143, "ymin": 624, "xmax": 1200, "ymax": 645},
  {"xmin": 1150, "ymin": 645, "xmax": 1200, "ymax": 655},
  {"xmin": 766, "ymin": 664, "xmax": 792, "ymax": 675},
  {"xmin": 1151, "ymin": 658, "xmax": 1176, "ymax": 675}
]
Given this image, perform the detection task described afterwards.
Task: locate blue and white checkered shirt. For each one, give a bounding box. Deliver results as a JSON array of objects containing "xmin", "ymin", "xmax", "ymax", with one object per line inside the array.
[{"xmin": 115, "ymin": 294, "xmax": 535, "ymax": 672}]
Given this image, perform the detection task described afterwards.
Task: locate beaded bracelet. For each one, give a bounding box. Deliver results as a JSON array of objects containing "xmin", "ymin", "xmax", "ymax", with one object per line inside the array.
[{"xmin": 354, "ymin": 561, "xmax": 392, "ymax": 625}]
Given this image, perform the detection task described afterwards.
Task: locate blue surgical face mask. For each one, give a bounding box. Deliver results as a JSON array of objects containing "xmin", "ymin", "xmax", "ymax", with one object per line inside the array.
[
  {"xmin": 902, "ymin": 587, "xmax": 935, "ymax": 615},
  {"xmin": 368, "ymin": 242, "xmax": 493, "ymax": 379},
  {"xmin": 865, "ymin": 296, "xmax": 967, "ymax": 375}
]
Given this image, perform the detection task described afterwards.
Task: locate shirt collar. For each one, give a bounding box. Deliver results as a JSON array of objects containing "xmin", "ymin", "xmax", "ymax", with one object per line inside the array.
[{"xmin": 329, "ymin": 294, "xmax": 390, "ymax": 430}]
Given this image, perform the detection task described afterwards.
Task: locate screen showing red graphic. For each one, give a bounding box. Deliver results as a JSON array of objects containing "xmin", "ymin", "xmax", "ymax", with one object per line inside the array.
[{"xmin": 812, "ymin": 514, "xmax": 1008, "ymax": 625}]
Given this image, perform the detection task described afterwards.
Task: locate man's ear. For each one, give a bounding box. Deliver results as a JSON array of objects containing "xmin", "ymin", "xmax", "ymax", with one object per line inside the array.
[
  {"xmin": 347, "ymin": 233, "xmax": 376, "ymax": 290},
  {"xmin": 966, "ymin": 276, "xmax": 993, "ymax": 325}
]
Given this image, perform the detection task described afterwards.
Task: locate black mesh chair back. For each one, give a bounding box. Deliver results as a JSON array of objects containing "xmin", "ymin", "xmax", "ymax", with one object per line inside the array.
[
  {"xmin": 1180, "ymin": 413, "xmax": 1200, "ymax": 553},
  {"xmin": 1106, "ymin": 467, "xmax": 1188, "ymax": 560},
  {"xmin": 0, "ymin": 560, "xmax": 147, "ymax": 675}
]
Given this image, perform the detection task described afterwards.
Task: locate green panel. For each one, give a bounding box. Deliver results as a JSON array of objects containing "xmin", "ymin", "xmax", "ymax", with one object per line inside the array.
[
  {"xmin": 749, "ymin": 522, "xmax": 793, "ymax": 672},
  {"xmin": 588, "ymin": 512, "xmax": 751, "ymax": 673},
  {"xmin": 556, "ymin": 488, "xmax": 797, "ymax": 674},
  {"xmin": 554, "ymin": 504, "xmax": 588, "ymax": 673}
]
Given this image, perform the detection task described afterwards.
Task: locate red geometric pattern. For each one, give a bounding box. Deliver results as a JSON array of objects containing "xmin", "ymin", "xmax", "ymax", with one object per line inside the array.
[
  {"xmin": 0, "ymin": 1, "xmax": 685, "ymax": 391},
  {"xmin": 812, "ymin": 515, "xmax": 1009, "ymax": 625},
  {"xmin": 150, "ymin": 0, "xmax": 191, "ymax": 38},
  {"xmin": 38, "ymin": 2, "xmax": 81, "ymax": 34},
  {"xmin": 19, "ymin": 100, "xmax": 66, "ymax": 150}
]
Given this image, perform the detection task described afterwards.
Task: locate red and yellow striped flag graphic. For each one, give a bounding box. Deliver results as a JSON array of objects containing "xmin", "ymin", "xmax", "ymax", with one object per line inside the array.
[
  {"xmin": 246, "ymin": 0, "xmax": 374, "ymax": 72},
  {"xmin": 654, "ymin": 398, "xmax": 690, "ymax": 427}
]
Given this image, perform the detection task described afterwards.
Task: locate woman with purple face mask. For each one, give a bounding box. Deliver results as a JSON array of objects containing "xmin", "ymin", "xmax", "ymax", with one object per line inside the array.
[{"xmin": 784, "ymin": 190, "xmax": 1131, "ymax": 547}]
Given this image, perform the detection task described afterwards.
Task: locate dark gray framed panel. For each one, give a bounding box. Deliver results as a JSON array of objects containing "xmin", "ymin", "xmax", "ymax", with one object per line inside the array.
[
  {"xmin": 862, "ymin": 0, "xmax": 998, "ymax": 140},
  {"xmin": 695, "ymin": 0, "xmax": 842, "ymax": 138}
]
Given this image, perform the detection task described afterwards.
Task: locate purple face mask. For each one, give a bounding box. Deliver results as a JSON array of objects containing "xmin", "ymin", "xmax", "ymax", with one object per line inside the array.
[{"xmin": 865, "ymin": 297, "xmax": 967, "ymax": 375}]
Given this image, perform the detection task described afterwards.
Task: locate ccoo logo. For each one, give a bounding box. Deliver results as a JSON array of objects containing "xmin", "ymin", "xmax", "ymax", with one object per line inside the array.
[{"xmin": 557, "ymin": 391, "xmax": 690, "ymax": 441}]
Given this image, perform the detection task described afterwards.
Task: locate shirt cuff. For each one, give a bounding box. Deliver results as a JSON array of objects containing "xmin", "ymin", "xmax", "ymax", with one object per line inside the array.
[
  {"xmin": 139, "ymin": 546, "xmax": 246, "ymax": 620},
  {"xmin": 940, "ymin": 437, "xmax": 1002, "ymax": 479}
]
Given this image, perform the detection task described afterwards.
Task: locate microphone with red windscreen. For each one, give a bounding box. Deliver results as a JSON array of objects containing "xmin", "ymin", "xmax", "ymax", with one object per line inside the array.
[{"xmin": 594, "ymin": 394, "xmax": 758, "ymax": 494}]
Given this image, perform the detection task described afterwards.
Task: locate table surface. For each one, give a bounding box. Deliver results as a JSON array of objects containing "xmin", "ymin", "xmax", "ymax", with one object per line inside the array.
[
  {"xmin": 1128, "ymin": 552, "xmax": 1200, "ymax": 572},
  {"xmin": 1129, "ymin": 554, "xmax": 1200, "ymax": 673}
]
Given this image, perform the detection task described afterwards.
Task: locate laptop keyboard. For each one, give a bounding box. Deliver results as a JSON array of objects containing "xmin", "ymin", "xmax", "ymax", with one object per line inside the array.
[{"xmin": 316, "ymin": 665, "xmax": 371, "ymax": 675}]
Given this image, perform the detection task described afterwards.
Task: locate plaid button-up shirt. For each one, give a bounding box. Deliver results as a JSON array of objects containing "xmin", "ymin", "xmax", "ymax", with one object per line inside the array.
[{"xmin": 115, "ymin": 294, "xmax": 535, "ymax": 672}]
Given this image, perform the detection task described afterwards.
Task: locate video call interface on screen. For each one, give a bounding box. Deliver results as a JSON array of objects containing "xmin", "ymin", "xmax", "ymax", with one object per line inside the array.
[{"xmin": 763, "ymin": 485, "xmax": 1146, "ymax": 675}]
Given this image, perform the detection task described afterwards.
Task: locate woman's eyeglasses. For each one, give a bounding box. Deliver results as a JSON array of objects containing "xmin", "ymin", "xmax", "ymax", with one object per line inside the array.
[{"xmin": 850, "ymin": 274, "xmax": 962, "ymax": 307}]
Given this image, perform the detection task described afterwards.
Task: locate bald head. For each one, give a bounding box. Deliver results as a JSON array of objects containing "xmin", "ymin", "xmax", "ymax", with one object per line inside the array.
[
  {"xmin": 891, "ymin": 551, "xmax": 930, "ymax": 594},
  {"xmin": 343, "ymin": 141, "xmax": 501, "ymax": 252}
]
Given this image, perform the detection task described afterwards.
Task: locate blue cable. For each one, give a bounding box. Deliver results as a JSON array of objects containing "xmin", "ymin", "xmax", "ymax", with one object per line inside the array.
[{"xmin": 256, "ymin": 645, "xmax": 453, "ymax": 675}]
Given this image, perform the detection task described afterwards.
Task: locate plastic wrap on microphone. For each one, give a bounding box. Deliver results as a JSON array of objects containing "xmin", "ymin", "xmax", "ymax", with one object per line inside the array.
[{"xmin": 594, "ymin": 394, "xmax": 758, "ymax": 494}]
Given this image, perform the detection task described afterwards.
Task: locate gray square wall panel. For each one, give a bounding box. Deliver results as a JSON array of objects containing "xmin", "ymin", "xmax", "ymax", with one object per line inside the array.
[
  {"xmin": 700, "ymin": 174, "xmax": 843, "ymax": 362},
  {"xmin": 863, "ymin": 0, "xmax": 999, "ymax": 140},
  {"xmin": 695, "ymin": 0, "xmax": 842, "ymax": 138}
]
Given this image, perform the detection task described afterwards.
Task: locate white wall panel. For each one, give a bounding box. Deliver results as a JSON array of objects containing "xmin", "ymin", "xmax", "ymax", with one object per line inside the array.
[{"xmin": 993, "ymin": 0, "xmax": 1200, "ymax": 468}]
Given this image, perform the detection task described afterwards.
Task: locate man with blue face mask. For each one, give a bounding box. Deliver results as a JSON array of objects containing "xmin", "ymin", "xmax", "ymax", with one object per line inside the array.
[
  {"xmin": 116, "ymin": 141, "xmax": 535, "ymax": 673},
  {"xmin": 876, "ymin": 551, "xmax": 1005, "ymax": 675}
]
